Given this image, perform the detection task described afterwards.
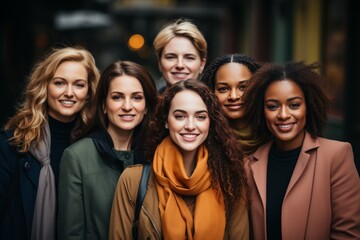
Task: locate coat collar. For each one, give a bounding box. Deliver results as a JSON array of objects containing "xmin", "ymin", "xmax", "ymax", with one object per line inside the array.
[{"xmin": 250, "ymin": 131, "xmax": 320, "ymax": 239}]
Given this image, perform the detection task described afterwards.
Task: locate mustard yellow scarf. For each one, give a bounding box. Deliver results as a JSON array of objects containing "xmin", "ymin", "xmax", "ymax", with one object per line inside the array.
[
  {"xmin": 153, "ymin": 137, "xmax": 226, "ymax": 240},
  {"xmin": 232, "ymin": 124, "xmax": 266, "ymax": 155}
]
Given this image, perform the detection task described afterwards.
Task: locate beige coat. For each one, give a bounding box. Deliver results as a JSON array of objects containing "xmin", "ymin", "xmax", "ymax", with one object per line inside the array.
[
  {"xmin": 109, "ymin": 164, "xmax": 250, "ymax": 240},
  {"xmin": 246, "ymin": 132, "xmax": 360, "ymax": 240}
]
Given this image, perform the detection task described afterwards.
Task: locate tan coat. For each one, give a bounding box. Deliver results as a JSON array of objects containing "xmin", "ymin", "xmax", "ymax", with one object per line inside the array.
[
  {"xmin": 246, "ymin": 132, "xmax": 360, "ymax": 240},
  {"xmin": 109, "ymin": 164, "xmax": 250, "ymax": 240}
]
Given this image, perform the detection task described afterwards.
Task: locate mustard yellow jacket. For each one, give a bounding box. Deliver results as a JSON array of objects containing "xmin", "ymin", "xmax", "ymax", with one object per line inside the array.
[{"xmin": 109, "ymin": 164, "xmax": 250, "ymax": 240}]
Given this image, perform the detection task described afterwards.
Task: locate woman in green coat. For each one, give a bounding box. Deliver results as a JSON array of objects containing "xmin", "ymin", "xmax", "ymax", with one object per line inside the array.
[{"xmin": 57, "ymin": 60, "xmax": 158, "ymax": 239}]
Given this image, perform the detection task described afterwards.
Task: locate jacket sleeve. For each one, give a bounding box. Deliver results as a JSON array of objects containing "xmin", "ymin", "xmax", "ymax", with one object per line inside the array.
[
  {"xmin": 57, "ymin": 147, "xmax": 85, "ymax": 240},
  {"xmin": 109, "ymin": 166, "xmax": 141, "ymax": 240},
  {"xmin": 330, "ymin": 142, "xmax": 360, "ymax": 239},
  {"xmin": 0, "ymin": 132, "xmax": 14, "ymax": 210},
  {"xmin": 225, "ymin": 198, "xmax": 250, "ymax": 240}
]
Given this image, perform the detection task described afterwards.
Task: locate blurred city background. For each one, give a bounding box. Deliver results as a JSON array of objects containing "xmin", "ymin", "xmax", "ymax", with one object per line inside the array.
[{"xmin": 1, "ymin": 0, "xmax": 359, "ymax": 173}]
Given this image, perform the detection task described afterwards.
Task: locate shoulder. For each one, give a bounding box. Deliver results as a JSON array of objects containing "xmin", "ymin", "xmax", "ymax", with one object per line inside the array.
[
  {"xmin": 315, "ymin": 137, "xmax": 353, "ymax": 154},
  {"xmin": 120, "ymin": 164, "xmax": 144, "ymax": 183}
]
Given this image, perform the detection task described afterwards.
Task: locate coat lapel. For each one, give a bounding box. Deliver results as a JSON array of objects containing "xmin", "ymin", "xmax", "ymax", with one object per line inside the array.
[
  {"xmin": 282, "ymin": 132, "xmax": 319, "ymax": 239},
  {"xmin": 251, "ymin": 142, "xmax": 273, "ymax": 211}
]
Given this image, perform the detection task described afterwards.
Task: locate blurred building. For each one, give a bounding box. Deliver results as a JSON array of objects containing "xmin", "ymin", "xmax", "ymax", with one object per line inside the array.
[{"xmin": 1, "ymin": 0, "xmax": 359, "ymax": 172}]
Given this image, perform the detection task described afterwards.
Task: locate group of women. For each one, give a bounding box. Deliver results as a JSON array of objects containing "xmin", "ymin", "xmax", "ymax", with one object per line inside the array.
[{"xmin": 0, "ymin": 18, "xmax": 359, "ymax": 240}]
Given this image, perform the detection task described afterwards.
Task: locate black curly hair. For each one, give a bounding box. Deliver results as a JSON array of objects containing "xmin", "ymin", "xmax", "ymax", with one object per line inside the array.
[{"xmin": 200, "ymin": 53, "xmax": 260, "ymax": 91}]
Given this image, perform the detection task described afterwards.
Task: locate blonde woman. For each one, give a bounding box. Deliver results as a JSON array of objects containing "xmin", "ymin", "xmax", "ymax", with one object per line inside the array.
[
  {"xmin": 0, "ymin": 46, "xmax": 100, "ymax": 240},
  {"xmin": 153, "ymin": 18, "xmax": 207, "ymax": 93}
]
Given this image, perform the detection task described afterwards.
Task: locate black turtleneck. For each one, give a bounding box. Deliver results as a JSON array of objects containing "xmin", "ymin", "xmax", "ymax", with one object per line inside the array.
[
  {"xmin": 48, "ymin": 116, "xmax": 75, "ymax": 188},
  {"xmin": 266, "ymin": 145, "xmax": 301, "ymax": 240}
]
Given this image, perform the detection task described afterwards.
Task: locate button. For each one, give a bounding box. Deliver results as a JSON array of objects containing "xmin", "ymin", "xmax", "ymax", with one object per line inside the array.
[
  {"xmin": 24, "ymin": 161, "xmax": 30, "ymax": 170},
  {"xmin": 125, "ymin": 153, "xmax": 130, "ymax": 159}
]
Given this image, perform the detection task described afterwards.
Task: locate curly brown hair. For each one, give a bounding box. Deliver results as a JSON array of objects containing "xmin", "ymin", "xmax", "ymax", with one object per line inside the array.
[
  {"xmin": 144, "ymin": 80, "xmax": 249, "ymax": 211},
  {"xmin": 243, "ymin": 61, "xmax": 331, "ymax": 141}
]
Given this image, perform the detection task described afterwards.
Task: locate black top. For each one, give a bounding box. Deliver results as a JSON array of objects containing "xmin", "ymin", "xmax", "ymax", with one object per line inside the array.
[
  {"xmin": 49, "ymin": 115, "xmax": 75, "ymax": 188},
  {"xmin": 266, "ymin": 145, "xmax": 301, "ymax": 240}
]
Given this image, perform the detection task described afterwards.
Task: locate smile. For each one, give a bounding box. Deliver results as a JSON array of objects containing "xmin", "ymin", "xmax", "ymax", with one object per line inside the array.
[
  {"xmin": 180, "ymin": 133, "xmax": 199, "ymax": 141},
  {"xmin": 60, "ymin": 100, "xmax": 76, "ymax": 106},
  {"xmin": 276, "ymin": 123, "xmax": 295, "ymax": 132}
]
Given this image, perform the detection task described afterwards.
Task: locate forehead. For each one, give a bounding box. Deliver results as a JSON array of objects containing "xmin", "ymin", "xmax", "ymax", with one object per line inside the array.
[
  {"xmin": 169, "ymin": 90, "xmax": 207, "ymax": 111},
  {"xmin": 265, "ymin": 80, "xmax": 304, "ymax": 99},
  {"xmin": 216, "ymin": 63, "xmax": 253, "ymax": 83},
  {"xmin": 163, "ymin": 36, "xmax": 199, "ymax": 55},
  {"xmin": 109, "ymin": 75, "xmax": 143, "ymax": 92}
]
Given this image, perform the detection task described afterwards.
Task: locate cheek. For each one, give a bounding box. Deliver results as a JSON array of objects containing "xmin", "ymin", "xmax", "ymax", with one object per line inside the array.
[
  {"xmin": 76, "ymin": 88, "xmax": 89, "ymax": 101},
  {"xmin": 215, "ymin": 93, "xmax": 227, "ymax": 104}
]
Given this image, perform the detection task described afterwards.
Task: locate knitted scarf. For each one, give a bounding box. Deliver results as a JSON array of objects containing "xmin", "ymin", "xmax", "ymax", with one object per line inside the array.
[
  {"xmin": 153, "ymin": 137, "xmax": 225, "ymax": 240},
  {"xmin": 29, "ymin": 122, "xmax": 55, "ymax": 240}
]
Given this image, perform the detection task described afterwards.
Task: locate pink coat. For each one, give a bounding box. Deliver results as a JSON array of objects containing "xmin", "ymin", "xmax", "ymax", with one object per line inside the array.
[{"xmin": 246, "ymin": 132, "xmax": 360, "ymax": 240}]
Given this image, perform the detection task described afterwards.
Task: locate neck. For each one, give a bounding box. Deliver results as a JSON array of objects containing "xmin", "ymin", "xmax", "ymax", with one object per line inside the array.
[
  {"xmin": 229, "ymin": 118, "xmax": 248, "ymax": 130},
  {"xmin": 107, "ymin": 127, "xmax": 133, "ymax": 150},
  {"xmin": 181, "ymin": 150, "xmax": 197, "ymax": 177}
]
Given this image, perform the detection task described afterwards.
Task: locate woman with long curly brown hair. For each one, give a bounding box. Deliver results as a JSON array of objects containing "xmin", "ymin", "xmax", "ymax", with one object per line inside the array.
[{"xmin": 109, "ymin": 80, "xmax": 249, "ymax": 240}]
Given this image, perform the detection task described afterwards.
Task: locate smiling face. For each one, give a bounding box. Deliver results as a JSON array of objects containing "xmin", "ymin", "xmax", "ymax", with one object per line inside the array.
[
  {"xmin": 47, "ymin": 61, "xmax": 89, "ymax": 122},
  {"xmin": 166, "ymin": 90, "xmax": 210, "ymax": 159},
  {"xmin": 104, "ymin": 75, "xmax": 146, "ymax": 139},
  {"xmin": 159, "ymin": 36, "xmax": 206, "ymax": 85},
  {"xmin": 214, "ymin": 63, "xmax": 252, "ymax": 124},
  {"xmin": 264, "ymin": 80, "xmax": 306, "ymax": 151}
]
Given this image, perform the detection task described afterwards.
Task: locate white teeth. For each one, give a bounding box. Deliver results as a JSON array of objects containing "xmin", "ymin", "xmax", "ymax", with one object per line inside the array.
[
  {"xmin": 279, "ymin": 124, "xmax": 292, "ymax": 129},
  {"xmin": 61, "ymin": 100, "xmax": 75, "ymax": 105}
]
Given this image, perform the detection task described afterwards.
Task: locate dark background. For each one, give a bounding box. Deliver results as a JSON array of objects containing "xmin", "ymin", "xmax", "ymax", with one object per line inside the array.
[{"xmin": 1, "ymin": 0, "xmax": 359, "ymax": 173}]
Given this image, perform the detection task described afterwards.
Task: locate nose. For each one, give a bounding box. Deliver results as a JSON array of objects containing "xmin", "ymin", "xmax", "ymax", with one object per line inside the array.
[
  {"xmin": 278, "ymin": 106, "xmax": 290, "ymax": 120},
  {"xmin": 65, "ymin": 85, "xmax": 74, "ymax": 97},
  {"xmin": 121, "ymin": 98, "xmax": 132, "ymax": 111},
  {"xmin": 175, "ymin": 57, "xmax": 184, "ymax": 68},
  {"xmin": 185, "ymin": 118, "xmax": 195, "ymax": 130},
  {"xmin": 228, "ymin": 88, "xmax": 240, "ymax": 101}
]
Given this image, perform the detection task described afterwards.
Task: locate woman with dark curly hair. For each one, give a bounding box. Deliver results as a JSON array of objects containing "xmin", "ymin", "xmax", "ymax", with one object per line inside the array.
[
  {"xmin": 109, "ymin": 80, "xmax": 249, "ymax": 240},
  {"xmin": 242, "ymin": 61, "xmax": 360, "ymax": 239},
  {"xmin": 201, "ymin": 53, "xmax": 266, "ymax": 154}
]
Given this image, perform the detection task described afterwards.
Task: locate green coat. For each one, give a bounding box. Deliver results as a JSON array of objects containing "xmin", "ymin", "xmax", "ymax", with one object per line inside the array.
[{"xmin": 57, "ymin": 130, "xmax": 136, "ymax": 240}]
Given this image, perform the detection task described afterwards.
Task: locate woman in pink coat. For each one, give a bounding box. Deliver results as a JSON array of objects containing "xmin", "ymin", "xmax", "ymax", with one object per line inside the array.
[{"xmin": 242, "ymin": 61, "xmax": 360, "ymax": 240}]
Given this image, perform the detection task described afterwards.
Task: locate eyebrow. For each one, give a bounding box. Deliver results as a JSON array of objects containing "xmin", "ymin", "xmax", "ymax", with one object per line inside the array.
[
  {"xmin": 265, "ymin": 96, "xmax": 303, "ymax": 102},
  {"xmin": 172, "ymin": 109, "xmax": 208, "ymax": 114},
  {"xmin": 216, "ymin": 79, "xmax": 249, "ymax": 85}
]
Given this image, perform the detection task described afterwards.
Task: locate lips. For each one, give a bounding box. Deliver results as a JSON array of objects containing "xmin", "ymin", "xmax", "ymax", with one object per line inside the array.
[
  {"xmin": 119, "ymin": 114, "xmax": 136, "ymax": 121},
  {"xmin": 276, "ymin": 123, "xmax": 295, "ymax": 132},
  {"xmin": 59, "ymin": 100, "xmax": 76, "ymax": 107},
  {"xmin": 224, "ymin": 103, "xmax": 243, "ymax": 111},
  {"xmin": 171, "ymin": 72, "xmax": 189, "ymax": 80},
  {"xmin": 180, "ymin": 133, "xmax": 199, "ymax": 142}
]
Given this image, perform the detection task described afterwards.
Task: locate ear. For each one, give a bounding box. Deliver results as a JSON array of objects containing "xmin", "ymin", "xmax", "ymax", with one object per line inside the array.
[
  {"xmin": 199, "ymin": 58, "xmax": 206, "ymax": 73},
  {"xmin": 158, "ymin": 61, "xmax": 163, "ymax": 73}
]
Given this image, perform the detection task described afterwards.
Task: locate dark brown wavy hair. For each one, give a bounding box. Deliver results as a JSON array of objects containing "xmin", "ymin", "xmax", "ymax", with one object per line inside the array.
[{"xmin": 144, "ymin": 80, "xmax": 249, "ymax": 211}]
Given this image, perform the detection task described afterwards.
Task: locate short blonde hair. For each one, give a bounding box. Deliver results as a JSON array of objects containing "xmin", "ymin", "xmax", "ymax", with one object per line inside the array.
[
  {"xmin": 5, "ymin": 46, "xmax": 100, "ymax": 152},
  {"xmin": 153, "ymin": 18, "xmax": 207, "ymax": 60}
]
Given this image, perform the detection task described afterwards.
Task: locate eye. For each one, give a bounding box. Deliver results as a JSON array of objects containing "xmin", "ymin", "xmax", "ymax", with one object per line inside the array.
[
  {"xmin": 133, "ymin": 94, "xmax": 144, "ymax": 101},
  {"xmin": 290, "ymin": 102, "xmax": 301, "ymax": 109},
  {"xmin": 265, "ymin": 104, "xmax": 278, "ymax": 111},
  {"xmin": 74, "ymin": 82, "xmax": 86, "ymax": 88},
  {"xmin": 239, "ymin": 83, "xmax": 247, "ymax": 91},
  {"xmin": 185, "ymin": 55, "xmax": 196, "ymax": 61},
  {"xmin": 53, "ymin": 80, "xmax": 65, "ymax": 86},
  {"xmin": 216, "ymin": 86, "xmax": 229, "ymax": 93},
  {"xmin": 174, "ymin": 114, "xmax": 186, "ymax": 119},
  {"xmin": 111, "ymin": 94, "xmax": 123, "ymax": 100},
  {"xmin": 196, "ymin": 114, "xmax": 208, "ymax": 120}
]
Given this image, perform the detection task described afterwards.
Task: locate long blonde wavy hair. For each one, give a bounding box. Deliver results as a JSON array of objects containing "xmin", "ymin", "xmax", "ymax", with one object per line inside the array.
[{"xmin": 5, "ymin": 46, "xmax": 100, "ymax": 152}]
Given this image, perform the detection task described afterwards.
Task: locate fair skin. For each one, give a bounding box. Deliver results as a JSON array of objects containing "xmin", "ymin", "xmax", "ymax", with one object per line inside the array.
[
  {"xmin": 159, "ymin": 36, "xmax": 206, "ymax": 86},
  {"xmin": 214, "ymin": 63, "xmax": 252, "ymax": 129},
  {"xmin": 264, "ymin": 80, "xmax": 307, "ymax": 151},
  {"xmin": 166, "ymin": 90, "xmax": 210, "ymax": 176},
  {"xmin": 47, "ymin": 61, "xmax": 89, "ymax": 123},
  {"xmin": 104, "ymin": 75, "xmax": 147, "ymax": 150}
]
